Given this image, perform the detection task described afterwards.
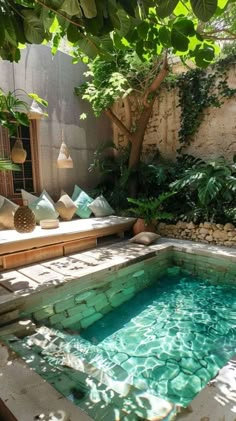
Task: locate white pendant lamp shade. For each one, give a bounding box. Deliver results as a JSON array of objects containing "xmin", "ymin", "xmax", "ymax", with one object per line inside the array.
[
  {"xmin": 28, "ymin": 100, "xmax": 45, "ymax": 120},
  {"xmin": 57, "ymin": 139, "xmax": 74, "ymax": 169}
]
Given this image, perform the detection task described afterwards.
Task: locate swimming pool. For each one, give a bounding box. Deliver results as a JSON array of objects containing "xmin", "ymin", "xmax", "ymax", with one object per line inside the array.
[{"xmin": 4, "ymin": 247, "xmax": 236, "ymax": 420}]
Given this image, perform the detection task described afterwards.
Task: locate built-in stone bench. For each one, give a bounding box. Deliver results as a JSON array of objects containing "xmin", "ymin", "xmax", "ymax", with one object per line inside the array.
[{"xmin": 0, "ymin": 216, "xmax": 136, "ymax": 270}]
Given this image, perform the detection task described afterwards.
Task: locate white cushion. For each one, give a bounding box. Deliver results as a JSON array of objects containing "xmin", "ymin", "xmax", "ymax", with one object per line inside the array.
[
  {"xmin": 130, "ymin": 232, "xmax": 161, "ymax": 245},
  {"xmin": 88, "ymin": 195, "xmax": 114, "ymax": 217},
  {"xmin": 0, "ymin": 196, "xmax": 18, "ymax": 229}
]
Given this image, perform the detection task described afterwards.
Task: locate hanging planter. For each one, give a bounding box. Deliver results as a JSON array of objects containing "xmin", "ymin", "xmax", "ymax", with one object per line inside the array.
[{"xmin": 11, "ymin": 138, "xmax": 27, "ymax": 164}]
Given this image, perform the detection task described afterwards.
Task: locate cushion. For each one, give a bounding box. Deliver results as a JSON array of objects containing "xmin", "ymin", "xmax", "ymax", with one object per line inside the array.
[
  {"xmin": 129, "ymin": 232, "xmax": 161, "ymax": 245},
  {"xmin": 0, "ymin": 196, "xmax": 18, "ymax": 229},
  {"xmin": 55, "ymin": 191, "xmax": 77, "ymax": 221},
  {"xmin": 29, "ymin": 190, "xmax": 59, "ymax": 223},
  {"xmin": 72, "ymin": 185, "xmax": 93, "ymax": 219},
  {"xmin": 88, "ymin": 194, "xmax": 114, "ymax": 217},
  {"xmin": 21, "ymin": 189, "xmax": 38, "ymax": 206}
]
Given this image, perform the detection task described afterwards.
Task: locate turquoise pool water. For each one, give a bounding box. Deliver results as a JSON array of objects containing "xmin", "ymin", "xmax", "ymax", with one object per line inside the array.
[
  {"xmin": 78, "ymin": 272, "xmax": 236, "ymax": 406},
  {"xmin": 9, "ymin": 263, "xmax": 236, "ymax": 415}
]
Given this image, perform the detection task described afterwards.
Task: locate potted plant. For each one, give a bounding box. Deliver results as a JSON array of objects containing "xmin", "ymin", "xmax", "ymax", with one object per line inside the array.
[{"xmin": 127, "ymin": 192, "xmax": 175, "ymax": 235}]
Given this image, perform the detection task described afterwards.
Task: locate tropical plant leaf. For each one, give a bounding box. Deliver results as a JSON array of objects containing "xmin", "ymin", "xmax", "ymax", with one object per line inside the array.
[
  {"xmin": 190, "ymin": 0, "xmax": 218, "ymax": 22},
  {"xmin": 0, "ymin": 158, "xmax": 20, "ymax": 172},
  {"xmin": 156, "ymin": 0, "xmax": 179, "ymax": 18},
  {"xmin": 22, "ymin": 10, "xmax": 46, "ymax": 43},
  {"xmin": 198, "ymin": 176, "xmax": 222, "ymax": 204},
  {"xmin": 227, "ymin": 176, "xmax": 236, "ymax": 192},
  {"xmin": 80, "ymin": 0, "xmax": 97, "ymax": 18},
  {"xmin": 60, "ymin": 0, "xmax": 82, "ymax": 16}
]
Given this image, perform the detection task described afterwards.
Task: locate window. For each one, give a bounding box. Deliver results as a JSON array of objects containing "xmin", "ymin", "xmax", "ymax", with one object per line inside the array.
[{"xmin": 0, "ymin": 121, "xmax": 40, "ymax": 203}]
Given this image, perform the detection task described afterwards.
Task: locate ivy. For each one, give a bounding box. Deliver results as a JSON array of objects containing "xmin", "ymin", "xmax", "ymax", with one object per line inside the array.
[{"xmin": 176, "ymin": 54, "xmax": 236, "ymax": 151}]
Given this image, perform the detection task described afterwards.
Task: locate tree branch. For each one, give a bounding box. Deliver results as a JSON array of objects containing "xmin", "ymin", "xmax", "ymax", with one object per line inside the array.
[
  {"xmin": 105, "ymin": 108, "xmax": 133, "ymax": 142},
  {"xmin": 143, "ymin": 51, "xmax": 169, "ymax": 108},
  {"xmin": 123, "ymin": 96, "xmax": 132, "ymax": 131}
]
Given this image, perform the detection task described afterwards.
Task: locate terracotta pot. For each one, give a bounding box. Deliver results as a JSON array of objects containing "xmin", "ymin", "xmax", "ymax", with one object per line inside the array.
[{"xmin": 132, "ymin": 218, "xmax": 156, "ymax": 236}]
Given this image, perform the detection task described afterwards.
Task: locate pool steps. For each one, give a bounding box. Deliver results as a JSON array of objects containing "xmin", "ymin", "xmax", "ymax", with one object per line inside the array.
[{"xmin": 9, "ymin": 325, "xmax": 178, "ymax": 421}]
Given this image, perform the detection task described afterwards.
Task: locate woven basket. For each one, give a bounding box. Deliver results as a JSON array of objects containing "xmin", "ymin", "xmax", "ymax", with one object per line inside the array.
[
  {"xmin": 11, "ymin": 139, "xmax": 27, "ymax": 164},
  {"xmin": 14, "ymin": 201, "xmax": 36, "ymax": 233}
]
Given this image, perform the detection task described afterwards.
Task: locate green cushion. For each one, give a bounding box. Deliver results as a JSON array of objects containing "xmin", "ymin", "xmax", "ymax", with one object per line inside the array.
[
  {"xmin": 72, "ymin": 185, "xmax": 93, "ymax": 219},
  {"xmin": 88, "ymin": 195, "xmax": 114, "ymax": 217},
  {"xmin": 29, "ymin": 190, "xmax": 59, "ymax": 223}
]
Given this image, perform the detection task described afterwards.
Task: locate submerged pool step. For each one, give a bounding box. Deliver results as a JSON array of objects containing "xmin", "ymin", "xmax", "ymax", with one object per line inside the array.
[{"xmin": 25, "ymin": 326, "xmax": 177, "ymax": 421}]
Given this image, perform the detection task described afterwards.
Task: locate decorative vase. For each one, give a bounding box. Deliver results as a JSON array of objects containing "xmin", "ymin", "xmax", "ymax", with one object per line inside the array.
[
  {"xmin": 132, "ymin": 218, "xmax": 156, "ymax": 236},
  {"xmin": 11, "ymin": 138, "xmax": 27, "ymax": 164},
  {"xmin": 14, "ymin": 200, "xmax": 36, "ymax": 233}
]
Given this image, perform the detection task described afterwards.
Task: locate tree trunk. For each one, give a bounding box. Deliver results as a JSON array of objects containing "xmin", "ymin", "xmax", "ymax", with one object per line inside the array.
[{"xmin": 128, "ymin": 98, "xmax": 155, "ymax": 196}]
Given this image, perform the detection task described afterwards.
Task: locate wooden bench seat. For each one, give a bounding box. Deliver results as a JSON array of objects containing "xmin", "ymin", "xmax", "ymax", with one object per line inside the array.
[{"xmin": 0, "ymin": 216, "xmax": 135, "ymax": 270}]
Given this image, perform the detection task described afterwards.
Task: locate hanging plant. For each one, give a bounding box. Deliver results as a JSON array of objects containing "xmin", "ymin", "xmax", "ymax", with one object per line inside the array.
[{"xmin": 176, "ymin": 54, "xmax": 236, "ymax": 151}]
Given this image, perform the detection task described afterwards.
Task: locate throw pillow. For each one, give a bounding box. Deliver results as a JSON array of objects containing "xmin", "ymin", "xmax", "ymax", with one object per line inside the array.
[
  {"xmin": 72, "ymin": 185, "xmax": 93, "ymax": 219},
  {"xmin": 29, "ymin": 190, "xmax": 59, "ymax": 223},
  {"xmin": 0, "ymin": 196, "xmax": 18, "ymax": 229},
  {"xmin": 21, "ymin": 189, "xmax": 38, "ymax": 206},
  {"xmin": 55, "ymin": 191, "xmax": 77, "ymax": 221},
  {"xmin": 88, "ymin": 194, "xmax": 114, "ymax": 217},
  {"xmin": 129, "ymin": 232, "xmax": 161, "ymax": 245}
]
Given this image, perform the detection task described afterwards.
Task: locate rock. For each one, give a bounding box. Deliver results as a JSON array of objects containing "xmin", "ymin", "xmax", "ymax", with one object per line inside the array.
[
  {"xmin": 186, "ymin": 222, "xmax": 196, "ymax": 229},
  {"xmin": 199, "ymin": 228, "xmax": 209, "ymax": 235},
  {"xmin": 203, "ymin": 222, "xmax": 212, "ymax": 229},
  {"xmin": 157, "ymin": 222, "xmax": 166, "ymax": 230},
  {"xmin": 224, "ymin": 223, "xmax": 235, "ymax": 231},
  {"xmin": 205, "ymin": 235, "xmax": 213, "ymax": 241},
  {"xmin": 176, "ymin": 221, "xmax": 187, "ymax": 228},
  {"xmin": 212, "ymin": 230, "xmax": 228, "ymax": 240},
  {"xmin": 224, "ymin": 241, "xmax": 234, "ymax": 247},
  {"xmin": 216, "ymin": 224, "xmax": 224, "ymax": 230}
]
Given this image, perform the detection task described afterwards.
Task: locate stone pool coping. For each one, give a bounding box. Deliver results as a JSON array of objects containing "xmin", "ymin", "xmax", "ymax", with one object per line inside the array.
[{"xmin": 0, "ymin": 237, "xmax": 236, "ymax": 420}]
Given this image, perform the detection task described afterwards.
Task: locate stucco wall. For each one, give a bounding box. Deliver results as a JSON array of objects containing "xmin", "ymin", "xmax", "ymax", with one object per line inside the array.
[
  {"xmin": 0, "ymin": 45, "xmax": 112, "ymax": 197},
  {"xmin": 113, "ymin": 66, "xmax": 236, "ymax": 161}
]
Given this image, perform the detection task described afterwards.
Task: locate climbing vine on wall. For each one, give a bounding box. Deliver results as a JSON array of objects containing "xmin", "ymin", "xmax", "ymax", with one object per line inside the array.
[{"xmin": 176, "ymin": 55, "xmax": 236, "ymax": 151}]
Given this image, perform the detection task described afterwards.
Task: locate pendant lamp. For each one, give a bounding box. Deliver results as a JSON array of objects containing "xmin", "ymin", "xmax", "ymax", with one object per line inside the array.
[
  {"xmin": 11, "ymin": 138, "xmax": 27, "ymax": 164},
  {"xmin": 28, "ymin": 100, "xmax": 45, "ymax": 120},
  {"xmin": 57, "ymin": 130, "xmax": 73, "ymax": 169}
]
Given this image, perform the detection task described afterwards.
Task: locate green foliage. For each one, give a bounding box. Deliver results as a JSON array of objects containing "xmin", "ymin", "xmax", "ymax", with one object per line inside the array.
[
  {"xmin": 0, "ymin": 88, "xmax": 47, "ymax": 136},
  {"xmin": 176, "ymin": 55, "xmax": 236, "ymax": 149},
  {"xmin": 0, "ymin": 158, "xmax": 20, "ymax": 172},
  {"xmin": 127, "ymin": 192, "xmax": 175, "ymax": 224},
  {"xmin": 88, "ymin": 140, "xmax": 131, "ymax": 210},
  {"xmin": 170, "ymin": 156, "xmax": 236, "ymax": 223},
  {"xmin": 75, "ymin": 51, "xmax": 155, "ymax": 116},
  {"xmin": 89, "ymin": 140, "xmax": 236, "ymax": 225},
  {"xmin": 0, "ymin": 0, "xmax": 233, "ymax": 64}
]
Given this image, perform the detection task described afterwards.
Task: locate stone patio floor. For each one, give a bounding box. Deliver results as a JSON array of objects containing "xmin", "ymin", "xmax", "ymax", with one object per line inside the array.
[{"xmin": 0, "ymin": 238, "xmax": 236, "ymax": 420}]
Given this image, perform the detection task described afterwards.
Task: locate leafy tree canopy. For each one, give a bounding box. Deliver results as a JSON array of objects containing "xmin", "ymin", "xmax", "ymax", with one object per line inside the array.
[{"xmin": 1, "ymin": 0, "xmax": 236, "ymax": 64}]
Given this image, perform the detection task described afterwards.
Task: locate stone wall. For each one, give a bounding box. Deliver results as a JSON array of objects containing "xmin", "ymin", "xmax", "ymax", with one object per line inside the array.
[
  {"xmin": 157, "ymin": 221, "xmax": 236, "ymax": 247},
  {"xmin": 27, "ymin": 253, "xmax": 171, "ymax": 330},
  {"xmin": 113, "ymin": 66, "xmax": 236, "ymax": 161}
]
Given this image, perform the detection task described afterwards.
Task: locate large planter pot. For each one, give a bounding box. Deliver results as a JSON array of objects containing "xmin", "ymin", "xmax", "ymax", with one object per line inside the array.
[{"xmin": 133, "ymin": 218, "xmax": 156, "ymax": 236}]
